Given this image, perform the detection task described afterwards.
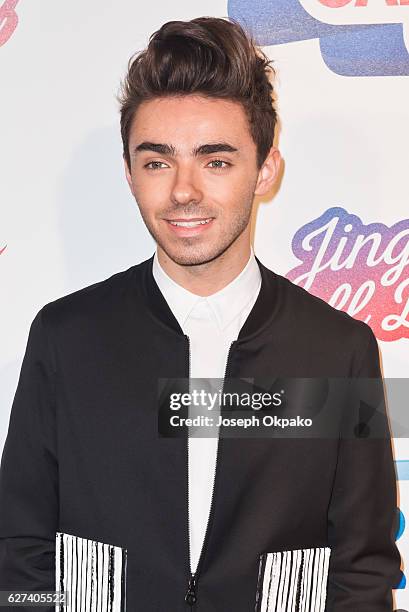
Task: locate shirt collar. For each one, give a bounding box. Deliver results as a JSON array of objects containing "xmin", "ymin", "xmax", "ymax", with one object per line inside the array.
[{"xmin": 152, "ymin": 246, "xmax": 261, "ymax": 332}]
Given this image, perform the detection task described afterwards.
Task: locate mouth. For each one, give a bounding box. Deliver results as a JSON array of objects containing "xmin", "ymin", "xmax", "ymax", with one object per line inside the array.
[
  {"xmin": 164, "ymin": 217, "xmax": 215, "ymax": 236},
  {"xmin": 166, "ymin": 217, "xmax": 214, "ymax": 227}
]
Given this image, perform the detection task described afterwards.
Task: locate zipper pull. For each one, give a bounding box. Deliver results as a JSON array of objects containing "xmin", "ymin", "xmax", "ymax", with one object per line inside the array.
[{"xmin": 185, "ymin": 573, "xmax": 197, "ymax": 606}]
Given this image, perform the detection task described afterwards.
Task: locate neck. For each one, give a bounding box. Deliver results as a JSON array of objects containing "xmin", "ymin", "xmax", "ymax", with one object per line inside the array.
[{"xmin": 157, "ymin": 235, "xmax": 252, "ymax": 297}]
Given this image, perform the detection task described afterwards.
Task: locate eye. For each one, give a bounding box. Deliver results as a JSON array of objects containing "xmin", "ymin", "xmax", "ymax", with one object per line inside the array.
[
  {"xmin": 208, "ymin": 159, "xmax": 231, "ymax": 170},
  {"xmin": 144, "ymin": 161, "xmax": 168, "ymax": 170}
]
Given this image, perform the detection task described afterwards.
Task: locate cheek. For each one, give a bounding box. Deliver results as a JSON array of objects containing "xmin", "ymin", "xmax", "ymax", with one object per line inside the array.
[
  {"xmin": 204, "ymin": 173, "xmax": 245, "ymax": 201},
  {"xmin": 129, "ymin": 170, "xmax": 147, "ymax": 195},
  {"xmin": 215, "ymin": 178, "xmax": 254, "ymax": 208},
  {"xmin": 131, "ymin": 184, "xmax": 167, "ymax": 221},
  {"xmin": 134, "ymin": 170, "xmax": 174, "ymax": 192},
  {"xmin": 131, "ymin": 174, "xmax": 163, "ymax": 206}
]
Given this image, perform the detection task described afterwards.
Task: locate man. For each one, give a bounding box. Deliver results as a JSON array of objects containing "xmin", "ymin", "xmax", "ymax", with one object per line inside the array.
[{"xmin": 0, "ymin": 16, "xmax": 401, "ymax": 612}]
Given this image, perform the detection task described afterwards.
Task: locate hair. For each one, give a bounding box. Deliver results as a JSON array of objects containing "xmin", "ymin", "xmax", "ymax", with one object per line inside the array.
[{"xmin": 117, "ymin": 16, "xmax": 277, "ymax": 172}]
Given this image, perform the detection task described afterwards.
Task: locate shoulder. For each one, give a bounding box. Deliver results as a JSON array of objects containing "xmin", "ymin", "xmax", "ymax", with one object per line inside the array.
[
  {"xmin": 265, "ymin": 265, "xmax": 377, "ymax": 373},
  {"xmin": 38, "ymin": 258, "xmax": 149, "ymax": 334}
]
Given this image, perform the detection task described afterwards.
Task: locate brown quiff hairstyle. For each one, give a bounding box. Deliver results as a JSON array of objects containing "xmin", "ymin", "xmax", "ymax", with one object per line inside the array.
[{"xmin": 117, "ymin": 16, "xmax": 277, "ymax": 172}]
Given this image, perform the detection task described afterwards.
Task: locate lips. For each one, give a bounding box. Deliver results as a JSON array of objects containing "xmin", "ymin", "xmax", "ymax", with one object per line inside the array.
[
  {"xmin": 167, "ymin": 218, "xmax": 213, "ymax": 227},
  {"xmin": 166, "ymin": 217, "xmax": 213, "ymax": 221},
  {"xmin": 164, "ymin": 217, "xmax": 215, "ymax": 236}
]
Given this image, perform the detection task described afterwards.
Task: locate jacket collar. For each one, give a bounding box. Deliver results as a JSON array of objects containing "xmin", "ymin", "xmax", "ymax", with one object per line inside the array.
[
  {"xmin": 151, "ymin": 246, "xmax": 261, "ymax": 332},
  {"xmin": 139, "ymin": 250, "xmax": 279, "ymax": 344}
]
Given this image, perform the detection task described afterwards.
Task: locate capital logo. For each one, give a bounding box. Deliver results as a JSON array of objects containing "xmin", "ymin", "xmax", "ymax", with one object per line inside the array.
[
  {"xmin": 286, "ymin": 207, "xmax": 409, "ymax": 342},
  {"xmin": 228, "ymin": 0, "xmax": 409, "ymax": 76},
  {"xmin": 0, "ymin": 0, "xmax": 20, "ymax": 48}
]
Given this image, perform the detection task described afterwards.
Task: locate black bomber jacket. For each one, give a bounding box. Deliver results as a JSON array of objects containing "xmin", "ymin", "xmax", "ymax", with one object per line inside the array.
[{"xmin": 0, "ymin": 253, "xmax": 401, "ymax": 611}]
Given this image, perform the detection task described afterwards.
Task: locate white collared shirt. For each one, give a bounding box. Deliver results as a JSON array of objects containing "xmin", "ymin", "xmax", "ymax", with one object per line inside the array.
[{"xmin": 152, "ymin": 246, "xmax": 261, "ymax": 574}]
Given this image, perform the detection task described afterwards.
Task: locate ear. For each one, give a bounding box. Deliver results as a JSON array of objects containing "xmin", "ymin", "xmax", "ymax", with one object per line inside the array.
[
  {"xmin": 123, "ymin": 153, "xmax": 135, "ymax": 196},
  {"xmin": 254, "ymin": 146, "xmax": 281, "ymax": 197}
]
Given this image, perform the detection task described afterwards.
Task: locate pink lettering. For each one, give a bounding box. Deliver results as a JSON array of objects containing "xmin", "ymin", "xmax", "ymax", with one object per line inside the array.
[
  {"xmin": 0, "ymin": 0, "xmax": 19, "ymax": 48},
  {"xmin": 319, "ymin": 0, "xmax": 407, "ymax": 5},
  {"xmin": 286, "ymin": 208, "xmax": 409, "ymax": 342},
  {"xmin": 318, "ymin": 0, "xmax": 352, "ymax": 7}
]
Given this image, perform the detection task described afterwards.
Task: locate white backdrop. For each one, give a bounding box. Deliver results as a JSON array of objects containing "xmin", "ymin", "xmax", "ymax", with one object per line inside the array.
[{"xmin": 1, "ymin": 1, "xmax": 408, "ymax": 608}]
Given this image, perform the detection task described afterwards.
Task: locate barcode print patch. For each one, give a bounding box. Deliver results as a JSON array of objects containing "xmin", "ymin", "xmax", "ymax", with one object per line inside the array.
[
  {"xmin": 55, "ymin": 531, "xmax": 127, "ymax": 611},
  {"xmin": 255, "ymin": 546, "xmax": 331, "ymax": 612}
]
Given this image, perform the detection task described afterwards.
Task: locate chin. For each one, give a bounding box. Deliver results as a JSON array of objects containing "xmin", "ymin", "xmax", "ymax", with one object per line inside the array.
[{"xmin": 161, "ymin": 243, "xmax": 225, "ymax": 267}]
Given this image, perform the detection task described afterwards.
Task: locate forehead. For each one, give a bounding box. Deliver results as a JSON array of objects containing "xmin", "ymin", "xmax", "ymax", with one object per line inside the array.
[{"xmin": 129, "ymin": 95, "xmax": 250, "ymax": 142}]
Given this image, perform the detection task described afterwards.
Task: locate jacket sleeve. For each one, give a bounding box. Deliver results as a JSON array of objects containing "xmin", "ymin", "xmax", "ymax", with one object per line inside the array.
[
  {"xmin": 325, "ymin": 323, "xmax": 402, "ymax": 611},
  {"xmin": 0, "ymin": 307, "xmax": 58, "ymax": 610}
]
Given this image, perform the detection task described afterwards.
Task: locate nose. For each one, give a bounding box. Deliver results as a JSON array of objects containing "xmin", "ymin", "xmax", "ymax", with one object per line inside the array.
[{"xmin": 170, "ymin": 163, "xmax": 203, "ymax": 208}]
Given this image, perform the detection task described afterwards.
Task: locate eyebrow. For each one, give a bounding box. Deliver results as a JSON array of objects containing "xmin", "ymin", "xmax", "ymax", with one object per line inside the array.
[{"xmin": 133, "ymin": 141, "xmax": 239, "ymax": 157}]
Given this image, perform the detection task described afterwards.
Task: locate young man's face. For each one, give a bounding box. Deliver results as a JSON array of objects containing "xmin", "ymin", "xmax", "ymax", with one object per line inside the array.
[{"xmin": 124, "ymin": 94, "xmax": 279, "ymax": 266}]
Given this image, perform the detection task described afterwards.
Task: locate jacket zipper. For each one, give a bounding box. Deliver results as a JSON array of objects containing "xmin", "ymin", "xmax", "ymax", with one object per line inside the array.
[{"xmin": 184, "ymin": 335, "xmax": 235, "ymax": 608}]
